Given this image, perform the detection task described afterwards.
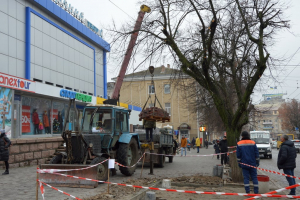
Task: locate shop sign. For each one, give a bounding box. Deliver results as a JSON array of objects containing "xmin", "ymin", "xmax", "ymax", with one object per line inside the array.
[
  {"xmin": 51, "ymin": 0, "xmax": 103, "ymax": 37},
  {"xmin": 22, "ymin": 105, "xmax": 31, "ymax": 132},
  {"xmin": 0, "ymin": 73, "xmax": 35, "ymax": 93},
  {"xmin": 60, "ymin": 89, "xmax": 92, "ymax": 102}
]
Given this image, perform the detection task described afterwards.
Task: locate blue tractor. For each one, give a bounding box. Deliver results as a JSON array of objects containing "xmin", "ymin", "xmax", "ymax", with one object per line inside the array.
[{"xmin": 48, "ymin": 99, "xmax": 141, "ymax": 181}]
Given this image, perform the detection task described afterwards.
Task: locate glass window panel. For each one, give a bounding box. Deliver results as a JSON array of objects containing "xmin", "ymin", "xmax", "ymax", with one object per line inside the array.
[{"xmin": 22, "ymin": 96, "xmax": 51, "ymax": 135}]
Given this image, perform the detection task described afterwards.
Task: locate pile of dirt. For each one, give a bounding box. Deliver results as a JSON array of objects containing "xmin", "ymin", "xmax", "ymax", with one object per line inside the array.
[
  {"xmin": 171, "ymin": 174, "xmax": 223, "ymax": 185},
  {"xmin": 83, "ymin": 178, "xmax": 159, "ymax": 200}
]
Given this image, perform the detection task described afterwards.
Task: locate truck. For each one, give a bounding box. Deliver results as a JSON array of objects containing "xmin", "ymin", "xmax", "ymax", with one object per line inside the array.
[{"xmin": 250, "ymin": 131, "xmax": 272, "ymax": 159}]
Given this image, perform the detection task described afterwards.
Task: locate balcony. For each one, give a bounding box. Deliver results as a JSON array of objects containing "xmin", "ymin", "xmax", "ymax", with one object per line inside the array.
[
  {"xmin": 263, "ymin": 126, "xmax": 273, "ymax": 130},
  {"xmin": 263, "ymin": 122, "xmax": 273, "ymax": 125}
]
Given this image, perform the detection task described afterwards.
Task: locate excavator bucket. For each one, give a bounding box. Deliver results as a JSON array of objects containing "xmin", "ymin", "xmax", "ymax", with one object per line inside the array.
[{"xmin": 39, "ymin": 164, "xmax": 98, "ymax": 188}]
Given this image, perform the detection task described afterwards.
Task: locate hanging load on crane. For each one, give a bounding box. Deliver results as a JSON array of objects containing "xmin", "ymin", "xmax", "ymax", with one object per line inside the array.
[{"xmin": 139, "ymin": 66, "xmax": 171, "ymax": 123}]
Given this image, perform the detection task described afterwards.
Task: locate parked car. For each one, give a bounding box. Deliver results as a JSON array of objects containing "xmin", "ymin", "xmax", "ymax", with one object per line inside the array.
[
  {"xmin": 292, "ymin": 140, "xmax": 300, "ymax": 153},
  {"xmin": 272, "ymin": 141, "xmax": 277, "ymax": 149}
]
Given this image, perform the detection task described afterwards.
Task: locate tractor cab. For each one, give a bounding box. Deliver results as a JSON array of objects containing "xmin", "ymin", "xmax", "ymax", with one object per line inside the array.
[{"xmin": 81, "ymin": 104, "xmax": 130, "ymax": 150}]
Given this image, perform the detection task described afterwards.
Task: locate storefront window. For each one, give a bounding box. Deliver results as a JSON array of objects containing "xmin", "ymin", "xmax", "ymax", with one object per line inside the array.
[
  {"xmin": 52, "ymin": 101, "xmax": 67, "ymax": 134},
  {"xmin": 22, "ymin": 96, "xmax": 51, "ymax": 135}
]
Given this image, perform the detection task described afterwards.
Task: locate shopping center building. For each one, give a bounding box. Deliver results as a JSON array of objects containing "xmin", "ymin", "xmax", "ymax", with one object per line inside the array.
[{"xmin": 0, "ymin": 0, "xmax": 110, "ymax": 139}]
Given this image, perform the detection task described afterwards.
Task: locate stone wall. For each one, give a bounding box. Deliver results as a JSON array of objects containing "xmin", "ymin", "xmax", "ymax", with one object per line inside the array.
[{"xmin": 0, "ymin": 137, "xmax": 64, "ymax": 169}]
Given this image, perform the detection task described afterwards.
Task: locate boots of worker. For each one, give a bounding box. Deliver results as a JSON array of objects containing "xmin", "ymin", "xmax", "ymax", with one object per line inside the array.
[{"xmin": 2, "ymin": 169, "xmax": 9, "ymax": 175}]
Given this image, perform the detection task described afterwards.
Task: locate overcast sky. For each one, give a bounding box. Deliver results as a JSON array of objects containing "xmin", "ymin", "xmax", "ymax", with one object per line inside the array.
[{"xmin": 67, "ymin": 0, "xmax": 300, "ymax": 104}]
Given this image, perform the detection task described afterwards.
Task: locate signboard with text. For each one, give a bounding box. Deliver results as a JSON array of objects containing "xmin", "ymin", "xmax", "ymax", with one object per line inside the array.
[{"xmin": 22, "ymin": 105, "xmax": 31, "ymax": 132}]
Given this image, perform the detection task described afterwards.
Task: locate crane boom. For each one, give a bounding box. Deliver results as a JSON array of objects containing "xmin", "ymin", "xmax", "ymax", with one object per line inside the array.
[{"xmin": 111, "ymin": 5, "xmax": 151, "ymax": 100}]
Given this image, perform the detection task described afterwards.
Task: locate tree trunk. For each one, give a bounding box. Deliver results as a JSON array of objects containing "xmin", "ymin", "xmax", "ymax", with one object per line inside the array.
[
  {"xmin": 229, "ymin": 147, "xmax": 244, "ymax": 182},
  {"xmin": 227, "ymin": 128, "xmax": 243, "ymax": 182}
]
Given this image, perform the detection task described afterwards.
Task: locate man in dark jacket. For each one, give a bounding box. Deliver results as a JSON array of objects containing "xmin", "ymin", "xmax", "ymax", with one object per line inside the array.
[
  {"xmin": 277, "ymin": 135, "xmax": 297, "ymax": 195},
  {"xmin": 237, "ymin": 131, "xmax": 260, "ymax": 194},
  {"xmin": 0, "ymin": 129, "xmax": 11, "ymax": 175},
  {"xmin": 219, "ymin": 136, "xmax": 228, "ymax": 165},
  {"xmin": 191, "ymin": 137, "xmax": 195, "ymax": 149},
  {"xmin": 214, "ymin": 140, "xmax": 220, "ymax": 159}
]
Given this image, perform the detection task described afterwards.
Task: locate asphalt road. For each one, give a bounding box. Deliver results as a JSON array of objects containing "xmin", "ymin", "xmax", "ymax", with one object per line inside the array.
[{"xmin": 259, "ymin": 148, "xmax": 300, "ymax": 189}]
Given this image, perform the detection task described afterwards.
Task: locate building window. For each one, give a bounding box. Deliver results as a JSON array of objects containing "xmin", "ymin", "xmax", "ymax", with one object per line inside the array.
[
  {"xmin": 149, "ymin": 103, "xmax": 154, "ymax": 108},
  {"xmin": 164, "ymin": 84, "xmax": 170, "ymax": 94},
  {"xmin": 165, "ymin": 103, "xmax": 171, "ymax": 115},
  {"xmin": 148, "ymin": 85, "xmax": 155, "ymax": 94},
  {"xmin": 269, "ymin": 120, "xmax": 272, "ymax": 122}
]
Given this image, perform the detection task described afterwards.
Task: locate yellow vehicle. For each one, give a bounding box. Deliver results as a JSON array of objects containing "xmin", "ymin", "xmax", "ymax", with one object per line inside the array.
[{"xmin": 277, "ymin": 134, "xmax": 294, "ymax": 149}]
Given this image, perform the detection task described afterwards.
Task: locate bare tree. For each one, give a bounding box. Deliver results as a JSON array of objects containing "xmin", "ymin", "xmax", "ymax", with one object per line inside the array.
[
  {"xmin": 108, "ymin": 0, "xmax": 289, "ymax": 146},
  {"xmin": 279, "ymin": 99, "xmax": 300, "ymax": 137}
]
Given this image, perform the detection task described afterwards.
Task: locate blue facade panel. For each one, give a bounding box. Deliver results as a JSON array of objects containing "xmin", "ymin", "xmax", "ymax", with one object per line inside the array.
[
  {"xmin": 46, "ymin": 0, "xmax": 54, "ymax": 13},
  {"xmin": 133, "ymin": 106, "xmax": 142, "ymax": 112},
  {"xmin": 53, "ymin": 3, "xmax": 60, "ymax": 16},
  {"xmin": 66, "ymin": 14, "xmax": 72, "ymax": 26}
]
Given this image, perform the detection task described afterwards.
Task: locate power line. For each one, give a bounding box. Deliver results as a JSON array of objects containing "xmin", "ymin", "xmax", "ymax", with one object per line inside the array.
[{"xmin": 108, "ymin": 0, "xmax": 135, "ymax": 21}]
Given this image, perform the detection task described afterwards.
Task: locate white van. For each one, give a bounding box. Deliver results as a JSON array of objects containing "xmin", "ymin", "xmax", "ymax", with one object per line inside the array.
[{"xmin": 250, "ymin": 131, "xmax": 272, "ymax": 159}]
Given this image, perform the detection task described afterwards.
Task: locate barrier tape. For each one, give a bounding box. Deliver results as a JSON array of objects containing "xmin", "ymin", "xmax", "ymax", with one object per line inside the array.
[
  {"xmin": 38, "ymin": 159, "xmax": 108, "ymax": 173},
  {"xmin": 38, "ymin": 171, "xmax": 300, "ymax": 198},
  {"xmin": 115, "ymin": 153, "xmax": 145, "ymax": 168},
  {"xmin": 245, "ymin": 183, "xmax": 300, "ymax": 200},
  {"xmin": 240, "ymin": 162, "xmax": 300, "ymax": 180},
  {"xmin": 146, "ymin": 150, "xmax": 236, "ymax": 157},
  {"xmin": 39, "ymin": 180, "xmax": 82, "ymax": 200},
  {"xmin": 39, "ymin": 153, "xmax": 146, "ymax": 173},
  {"xmin": 39, "ymin": 180, "xmax": 45, "ymax": 200}
]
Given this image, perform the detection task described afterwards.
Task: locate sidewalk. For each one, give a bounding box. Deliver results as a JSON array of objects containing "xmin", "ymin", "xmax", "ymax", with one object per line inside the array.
[{"xmin": 0, "ymin": 146, "xmax": 290, "ymax": 199}]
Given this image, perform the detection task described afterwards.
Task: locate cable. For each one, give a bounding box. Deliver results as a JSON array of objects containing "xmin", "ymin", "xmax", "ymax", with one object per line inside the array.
[{"xmin": 108, "ymin": 0, "xmax": 135, "ymax": 21}]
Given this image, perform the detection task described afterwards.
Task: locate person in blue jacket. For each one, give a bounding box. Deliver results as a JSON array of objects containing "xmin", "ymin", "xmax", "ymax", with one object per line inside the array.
[{"xmin": 237, "ymin": 131, "xmax": 260, "ymax": 194}]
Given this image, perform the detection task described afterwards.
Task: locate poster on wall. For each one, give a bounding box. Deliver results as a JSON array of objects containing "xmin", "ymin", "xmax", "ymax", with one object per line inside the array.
[
  {"xmin": 22, "ymin": 105, "xmax": 31, "ymax": 132},
  {"xmin": 0, "ymin": 87, "xmax": 13, "ymax": 138}
]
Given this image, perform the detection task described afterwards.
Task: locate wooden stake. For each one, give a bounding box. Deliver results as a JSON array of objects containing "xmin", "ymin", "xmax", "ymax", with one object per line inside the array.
[
  {"xmin": 140, "ymin": 150, "xmax": 146, "ymax": 178},
  {"xmin": 107, "ymin": 158, "xmax": 110, "ymax": 194},
  {"xmin": 36, "ymin": 165, "xmax": 39, "ymax": 200}
]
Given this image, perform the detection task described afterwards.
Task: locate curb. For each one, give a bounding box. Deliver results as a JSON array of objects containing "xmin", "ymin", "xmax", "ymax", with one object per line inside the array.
[{"xmin": 130, "ymin": 181, "xmax": 162, "ymax": 200}]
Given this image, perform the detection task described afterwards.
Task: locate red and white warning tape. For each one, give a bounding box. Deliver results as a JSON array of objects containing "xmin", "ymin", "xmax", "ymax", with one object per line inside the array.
[
  {"xmin": 39, "ymin": 171, "xmax": 300, "ymax": 198},
  {"xmin": 146, "ymin": 151, "xmax": 236, "ymax": 157},
  {"xmin": 38, "ymin": 159, "xmax": 108, "ymax": 173},
  {"xmin": 39, "ymin": 180, "xmax": 45, "ymax": 200},
  {"xmin": 115, "ymin": 153, "xmax": 145, "ymax": 168},
  {"xmin": 245, "ymin": 183, "xmax": 300, "ymax": 200},
  {"xmin": 39, "ymin": 180, "xmax": 82, "ymax": 200},
  {"xmin": 240, "ymin": 162, "xmax": 300, "ymax": 180}
]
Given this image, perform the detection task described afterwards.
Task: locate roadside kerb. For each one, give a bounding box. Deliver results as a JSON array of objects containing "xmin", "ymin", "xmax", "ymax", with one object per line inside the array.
[{"xmin": 130, "ymin": 181, "xmax": 162, "ymax": 200}]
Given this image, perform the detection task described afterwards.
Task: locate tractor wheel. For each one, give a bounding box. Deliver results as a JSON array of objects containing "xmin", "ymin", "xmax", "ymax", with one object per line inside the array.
[
  {"xmin": 90, "ymin": 157, "xmax": 108, "ymax": 182},
  {"xmin": 157, "ymin": 149, "xmax": 165, "ymax": 168},
  {"xmin": 117, "ymin": 138, "xmax": 139, "ymax": 176},
  {"xmin": 49, "ymin": 155, "xmax": 62, "ymax": 164}
]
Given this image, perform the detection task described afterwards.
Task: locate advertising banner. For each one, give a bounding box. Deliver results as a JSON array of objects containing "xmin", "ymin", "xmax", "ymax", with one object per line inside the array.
[
  {"xmin": 0, "ymin": 87, "xmax": 13, "ymax": 138},
  {"xmin": 51, "ymin": 109, "xmax": 58, "ymax": 121},
  {"xmin": 0, "ymin": 72, "xmax": 35, "ymax": 93},
  {"xmin": 22, "ymin": 105, "xmax": 31, "ymax": 132}
]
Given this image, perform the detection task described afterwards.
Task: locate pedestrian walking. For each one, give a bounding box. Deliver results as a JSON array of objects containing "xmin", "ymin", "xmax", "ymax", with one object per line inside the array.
[
  {"xmin": 195, "ymin": 137, "xmax": 201, "ymax": 153},
  {"xmin": 277, "ymin": 134, "xmax": 297, "ymax": 195},
  {"xmin": 0, "ymin": 129, "xmax": 11, "ymax": 175},
  {"xmin": 181, "ymin": 136, "xmax": 187, "ymax": 156},
  {"xmin": 204, "ymin": 139, "xmax": 208, "ymax": 149},
  {"xmin": 219, "ymin": 136, "xmax": 228, "ymax": 165},
  {"xmin": 187, "ymin": 138, "xmax": 191, "ymax": 151},
  {"xmin": 237, "ymin": 131, "xmax": 259, "ymax": 194},
  {"xmin": 214, "ymin": 140, "xmax": 220, "ymax": 159},
  {"xmin": 143, "ymin": 119, "xmax": 156, "ymax": 142},
  {"xmin": 192, "ymin": 137, "xmax": 196, "ymax": 149}
]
